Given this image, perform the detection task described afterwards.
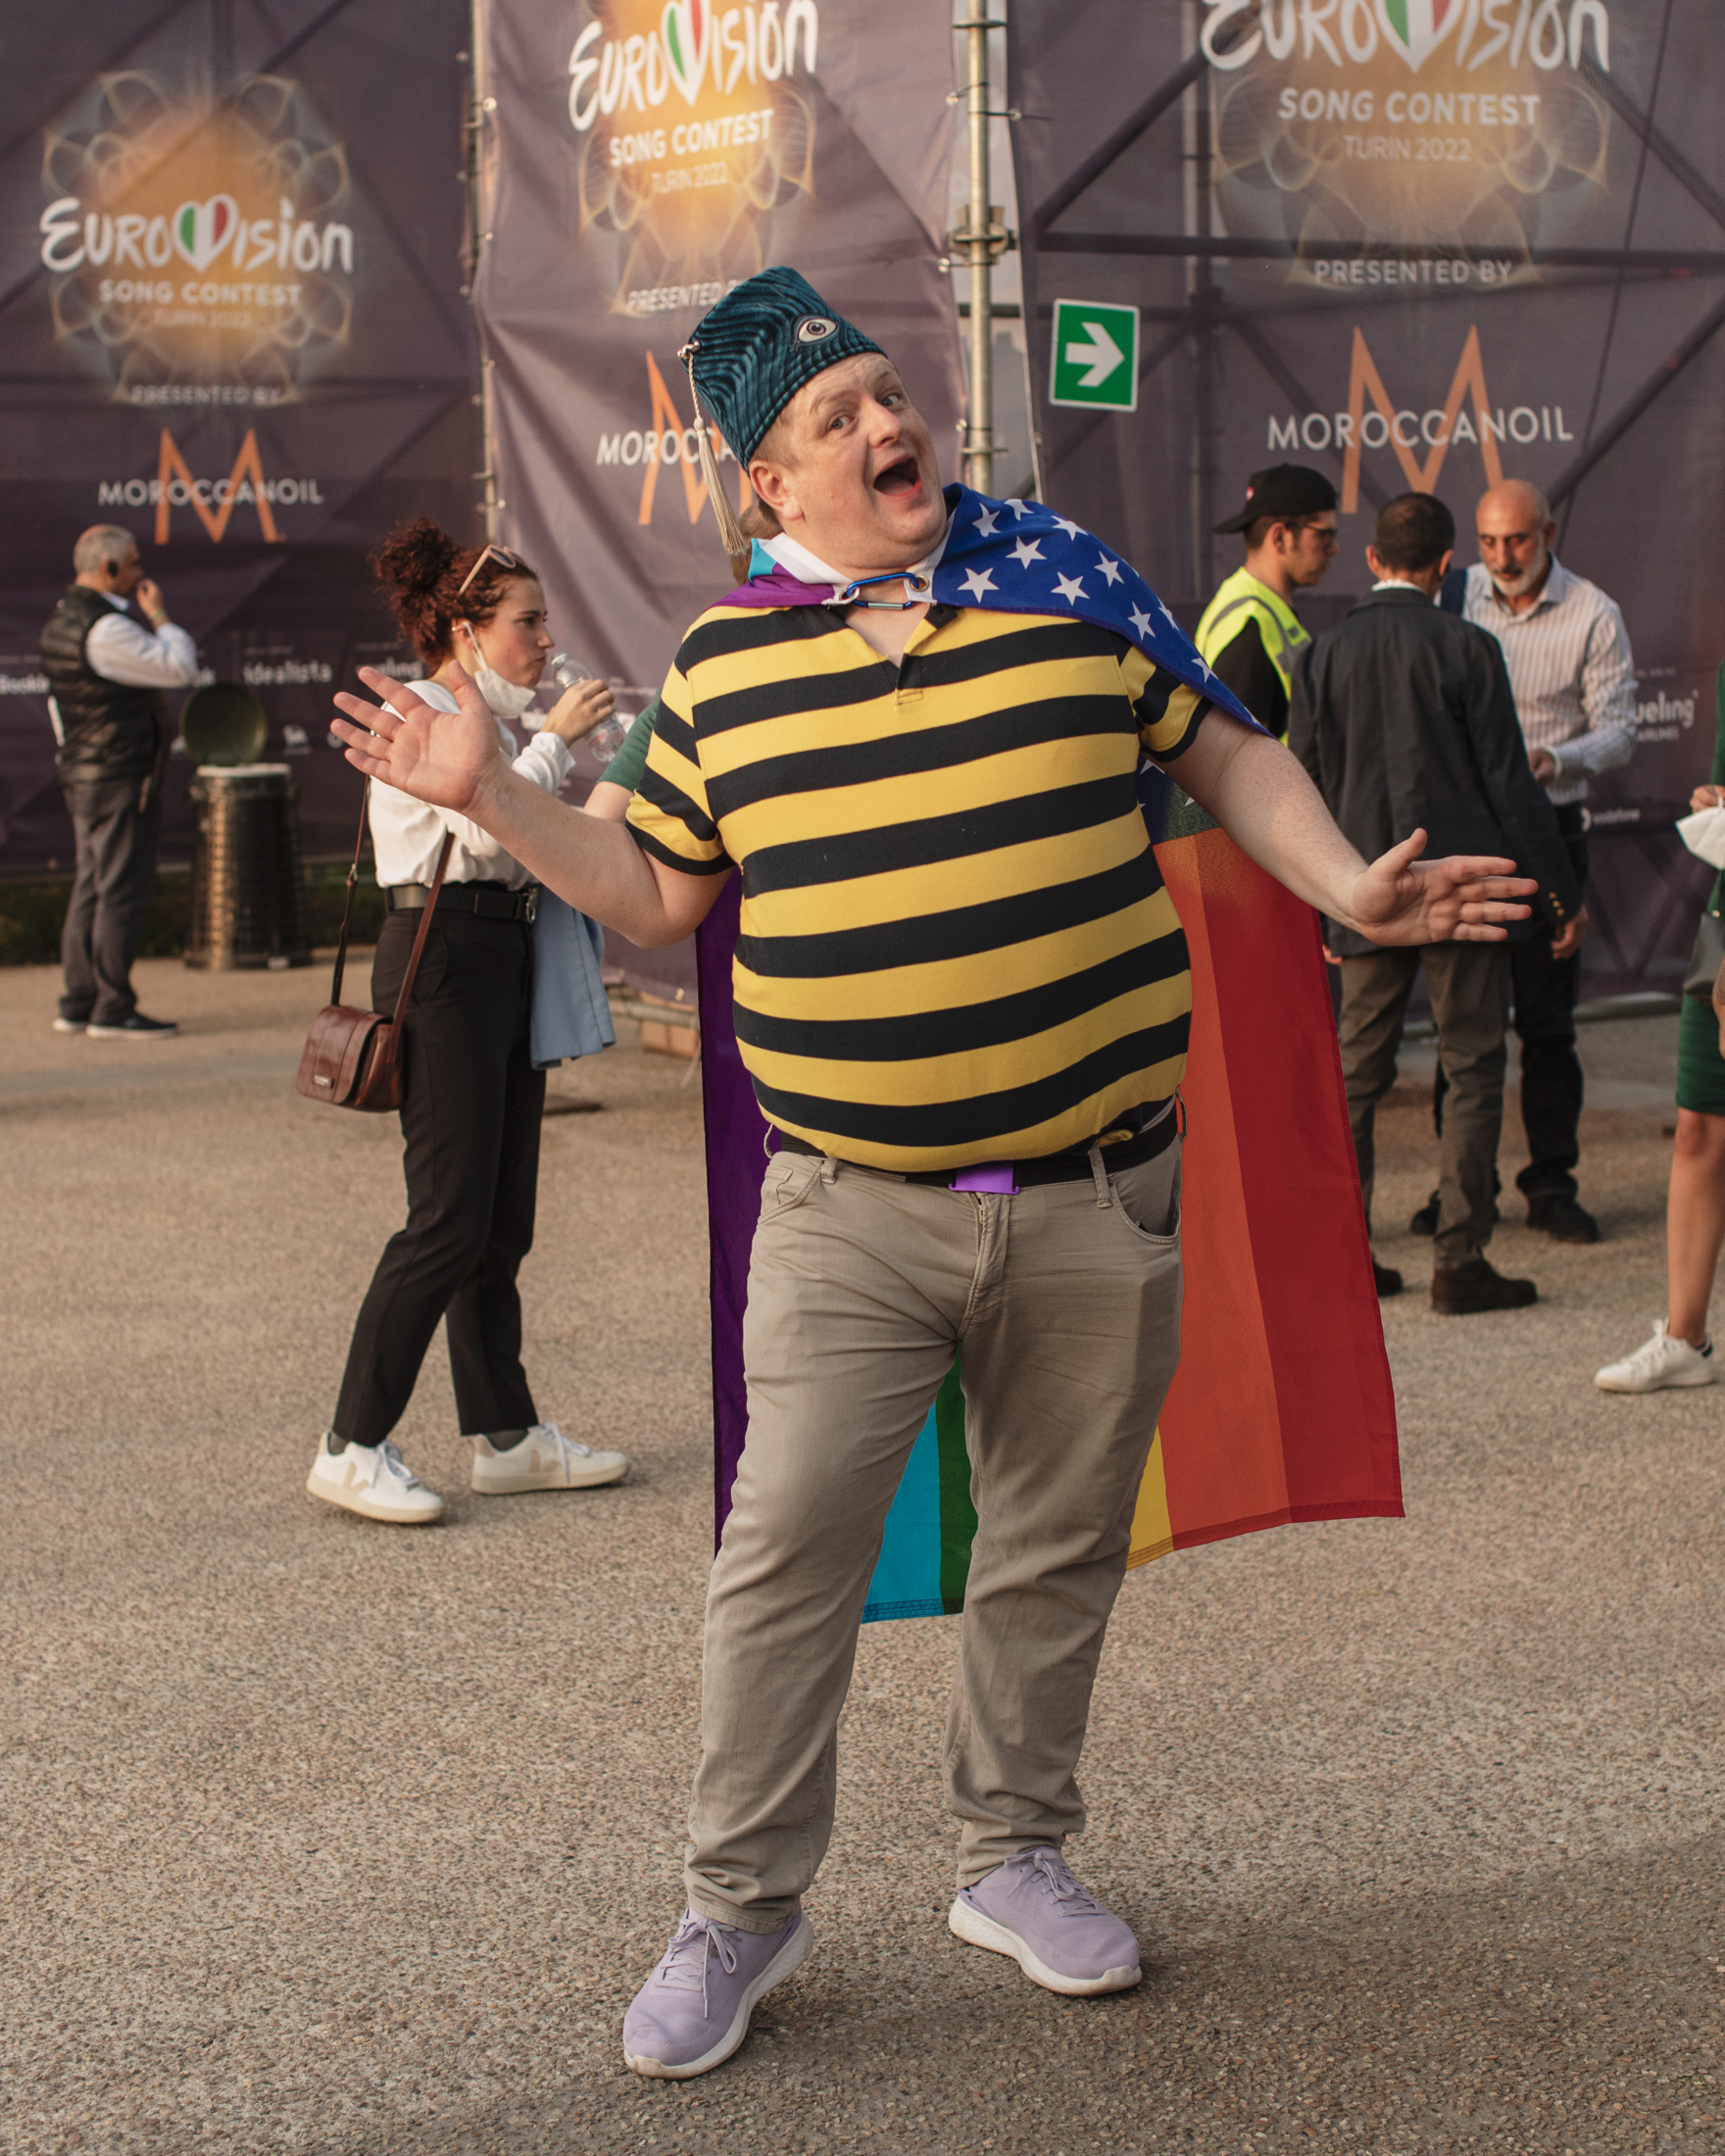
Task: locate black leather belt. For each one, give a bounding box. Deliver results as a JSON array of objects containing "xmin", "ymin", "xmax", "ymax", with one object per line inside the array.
[
  {"xmin": 775, "ymin": 1102, "xmax": 1180, "ymax": 1189},
  {"xmin": 386, "ymin": 881, "xmax": 539, "ymax": 923}
]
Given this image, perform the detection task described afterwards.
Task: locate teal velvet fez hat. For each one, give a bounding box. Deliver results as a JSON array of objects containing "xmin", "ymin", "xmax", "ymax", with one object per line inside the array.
[{"xmin": 678, "ymin": 267, "xmax": 881, "ymax": 468}]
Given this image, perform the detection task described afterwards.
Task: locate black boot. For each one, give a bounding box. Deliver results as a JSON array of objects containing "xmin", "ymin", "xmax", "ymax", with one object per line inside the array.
[
  {"xmin": 1526, "ymin": 1195, "xmax": 1600, "ymax": 1244},
  {"xmin": 1431, "ymin": 1256, "xmax": 1538, "ymax": 1315}
]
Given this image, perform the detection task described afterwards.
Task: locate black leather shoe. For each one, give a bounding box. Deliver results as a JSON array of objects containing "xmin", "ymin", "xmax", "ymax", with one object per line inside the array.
[
  {"xmin": 85, "ymin": 1012, "xmax": 179, "ymax": 1039},
  {"xmin": 1526, "ymin": 1197, "xmax": 1600, "ymax": 1244},
  {"xmin": 1431, "ymin": 1257, "xmax": 1538, "ymax": 1314},
  {"xmin": 1372, "ymin": 1260, "xmax": 1404, "ymax": 1298}
]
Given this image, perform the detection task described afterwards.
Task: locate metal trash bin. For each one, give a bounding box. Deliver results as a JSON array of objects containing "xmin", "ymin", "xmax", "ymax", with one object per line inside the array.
[{"xmin": 185, "ymin": 763, "xmax": 312, "ymax": 971}]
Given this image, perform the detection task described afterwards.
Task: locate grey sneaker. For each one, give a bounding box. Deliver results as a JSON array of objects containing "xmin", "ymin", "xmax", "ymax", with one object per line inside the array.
[
  {"xmin": 950, "ymin": 1846, "xmax": 1141, "ymax": 1996},
  {"xmin": 622, "ymin": 1909, "xmax": 813, "ymax": 2080}
]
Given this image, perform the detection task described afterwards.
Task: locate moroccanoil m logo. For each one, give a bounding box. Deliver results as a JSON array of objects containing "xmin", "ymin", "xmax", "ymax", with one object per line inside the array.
[
  {"xmin": 1265, "ymin": 326, "xmax": 1578, "ymax": 511},
  {"xmin": 93, "ymin": 430, "xmax": 322, "ymax": 543},
  {"xmin": 594, "ymin": 353, "xmax": 755, "ymax": 531}
]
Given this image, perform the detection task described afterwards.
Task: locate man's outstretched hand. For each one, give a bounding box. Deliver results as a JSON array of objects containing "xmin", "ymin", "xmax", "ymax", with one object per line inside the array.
[
  {"xmin": 1346, "ymin": 829, "xmax": 1537, "ymax": 946},
  {"xmin": 330, "ymin": 665, "xmax": 501, "ymax": 811}
]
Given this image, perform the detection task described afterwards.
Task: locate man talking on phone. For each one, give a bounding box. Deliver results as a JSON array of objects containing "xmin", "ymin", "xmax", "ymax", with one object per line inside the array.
[{"xmin": 40, "ymin": 525, "xmax": 199, "ymax": 1038}]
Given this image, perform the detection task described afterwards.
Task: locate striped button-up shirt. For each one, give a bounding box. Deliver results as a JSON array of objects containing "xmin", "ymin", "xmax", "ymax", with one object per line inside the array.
[{"xmin": 1462, "ymin": 558, "xmax": 1637, "ymax": 808}]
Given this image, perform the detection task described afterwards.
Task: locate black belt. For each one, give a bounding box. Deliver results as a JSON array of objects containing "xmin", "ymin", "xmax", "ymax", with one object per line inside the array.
[
  {"xmin": 775, "ymin": 1102, "xmax": 1180, "ymax": 1190},
  {"xmin": 386, "ymin": 881, "xmax": 539, "ymax": 923}
]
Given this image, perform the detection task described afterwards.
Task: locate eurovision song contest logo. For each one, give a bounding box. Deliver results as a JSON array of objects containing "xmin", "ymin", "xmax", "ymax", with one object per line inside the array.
[
  {"xmin": 567, "ymin": 0, "xmax": 820, "ymax": 314},
  {"xmin": 1203, "ymin": 0, "xmax": 1612, "ymax": 73},
  {"xmin": 38, "ymin": 71, "xmax": 356, "ymax": 406}
]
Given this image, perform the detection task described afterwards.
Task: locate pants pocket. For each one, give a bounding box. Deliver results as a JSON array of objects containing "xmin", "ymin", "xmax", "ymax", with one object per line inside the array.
[
  {"xmin": 1109, "ymin": 1145, "xmax": 1182, "ymax": 1247},
  {"xmin": 760, "ymin": 1148, "xmax": 825, "ymax": 1218}
]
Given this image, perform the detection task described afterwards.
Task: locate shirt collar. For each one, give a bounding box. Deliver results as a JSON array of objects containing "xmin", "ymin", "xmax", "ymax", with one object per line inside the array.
[
  {"xmin": 1477, "ymin": 553, "xmax": 1571, "ymax": 616},
  {"xmin": 762, "ymin": 513, "xmax": 954, "ymax": 597},
  {"xmin": 99, "ymin": 590, "xmax": 129, "ymax": 612},
  {"xmin": 1371, "ymin": 577, "xmax": 1433, "ymax": 597}
]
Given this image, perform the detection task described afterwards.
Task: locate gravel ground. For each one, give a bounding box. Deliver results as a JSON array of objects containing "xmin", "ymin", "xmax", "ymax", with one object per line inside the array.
[{"xmin": 2, "ymin": 959, "xmax": 1721, "ymax": 2156}]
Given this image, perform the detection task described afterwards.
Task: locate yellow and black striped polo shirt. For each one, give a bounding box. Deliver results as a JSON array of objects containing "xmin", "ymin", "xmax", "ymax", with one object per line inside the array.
[{"xmin": 627, "ymin": 602, "xmax": 1210, "ymax": 1172}]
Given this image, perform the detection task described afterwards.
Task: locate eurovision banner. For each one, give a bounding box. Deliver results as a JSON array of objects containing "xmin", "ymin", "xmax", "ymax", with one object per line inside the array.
[
  {"xmin": 471, "ymin": 0, "xmax": 962, "ymax": 996},
  {"xmin": 697, "ymin": 817, "xmax": 1404, "ymax": 1620},
  {"xmin": 0, "ymin": 2, "xmax": 479, "ymax": 876},
  {"xmin": 470, "ymin": 0, "xmax": 963, "ymax": 856},
  {"xmin": 1010, "ymin": 0, "xmax": 1724, "ymax": 996}
]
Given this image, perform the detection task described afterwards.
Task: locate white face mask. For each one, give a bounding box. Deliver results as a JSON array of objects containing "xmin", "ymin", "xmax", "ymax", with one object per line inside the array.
[{"xmin": 460, "ymin": 621, "xmax": 538, "ymax": 722}]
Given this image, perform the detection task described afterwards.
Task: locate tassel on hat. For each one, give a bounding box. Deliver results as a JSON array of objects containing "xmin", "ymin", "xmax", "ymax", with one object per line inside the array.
[{"xmin": 679, "ymin": 339, "xmax": 753, "ymax": 589}]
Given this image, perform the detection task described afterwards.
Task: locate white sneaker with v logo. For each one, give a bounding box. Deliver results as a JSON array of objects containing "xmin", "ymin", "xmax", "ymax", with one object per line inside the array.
[
  {"xmin": 306, "ymin": 1434, "xmax": 446, "ymax": 1524},
  {"xmin": 471, "ymin": 1420, "xmax": 628, "ymax": 1494}
]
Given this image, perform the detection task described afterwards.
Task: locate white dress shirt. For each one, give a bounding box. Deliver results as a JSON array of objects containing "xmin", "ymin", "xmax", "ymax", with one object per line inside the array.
[
  {"xmin": 367, "ymin": 677, "xmax": 572, "ymax": 889},
  {"xmin": 1462, "ymin": 559, "xmax": 1637, "ymax": 807},
  {"xmin": 85, "ymin": 591, "xmax": 199, "ymax": 689}
]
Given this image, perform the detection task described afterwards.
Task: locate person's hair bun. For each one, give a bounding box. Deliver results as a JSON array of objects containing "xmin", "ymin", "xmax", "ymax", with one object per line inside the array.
[{"xmin": 373, "ymin": 517, "xmax": 460, "ymax": 599}]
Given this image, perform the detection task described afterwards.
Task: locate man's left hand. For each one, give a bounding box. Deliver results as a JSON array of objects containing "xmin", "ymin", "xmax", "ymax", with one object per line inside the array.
[
  {"xmin": 1551, "ymin": 907, "xmax": 1588, "ymax": 960},
  {"xmin": 1345, "ymin": 828, "xmax": 1537, "ymax": 946},
  {"xmin": 1529, "ymin": 746, "xmax": 1557, "ymax": 783}
]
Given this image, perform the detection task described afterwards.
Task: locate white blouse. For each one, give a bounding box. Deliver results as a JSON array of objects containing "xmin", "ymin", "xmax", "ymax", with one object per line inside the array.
[{"xmin": 367, "ymin": 678, "xmax": 573, "ymax": 890}]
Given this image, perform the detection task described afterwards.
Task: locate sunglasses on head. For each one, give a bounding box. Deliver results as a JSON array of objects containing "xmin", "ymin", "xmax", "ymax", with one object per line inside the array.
[{"xmin": 455, "ymin": 543, "xmax": 521, "ymax": 599}]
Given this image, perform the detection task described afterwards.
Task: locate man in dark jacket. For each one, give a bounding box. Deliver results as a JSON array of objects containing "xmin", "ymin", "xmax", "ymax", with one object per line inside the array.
[
  {"xmin": 1290, "ymin": 492, "xmax": 1583, "ymax": 1316},
  {"xmin": 40, "ymin": 525, "xmax": 198, "ymax": 1038}
]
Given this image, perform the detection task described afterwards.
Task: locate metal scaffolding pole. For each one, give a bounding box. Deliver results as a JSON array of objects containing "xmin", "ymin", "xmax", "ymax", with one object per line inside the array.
[
  {"xmin": 951, "ymin": 5, "xmax": 1013, "ymax": 496},
  {"xmin": 466, "ymin": 0, "xmax": 500, "ymax": 543}
]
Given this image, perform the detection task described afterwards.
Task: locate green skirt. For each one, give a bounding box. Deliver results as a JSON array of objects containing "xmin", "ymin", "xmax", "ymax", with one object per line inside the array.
[{"xmin": 1676, "ymin": 992, "xmax": 1725, "ymax": 1116}]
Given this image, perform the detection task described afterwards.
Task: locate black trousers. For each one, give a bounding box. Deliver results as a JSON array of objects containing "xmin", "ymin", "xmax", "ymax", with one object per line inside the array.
[
  {"xmin": 59, "ymin": 774, "xmax": 163, "ymax": 1025},
  {"xmin": 1435, "ymin": 804, "xmax": 1590, "ymax": 1204},
  {"xmin": 332, "ymin": 906, "xmax": 546, "ymax": 1446}
]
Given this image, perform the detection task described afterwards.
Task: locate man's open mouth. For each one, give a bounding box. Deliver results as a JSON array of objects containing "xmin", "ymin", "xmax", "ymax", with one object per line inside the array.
[{"xmin": 872, "ymin": 456, "xmax": 922, "ymax": 497}]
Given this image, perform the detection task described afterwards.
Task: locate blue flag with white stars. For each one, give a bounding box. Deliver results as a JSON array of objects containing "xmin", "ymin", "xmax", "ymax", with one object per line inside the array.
[
  {"xmin": 738, "ymin": 482, "xmax": 1257, "ymax": 724},
  {"xmin": 731, "ymin": 483, "xmax": 1262, "ymax": 834}
]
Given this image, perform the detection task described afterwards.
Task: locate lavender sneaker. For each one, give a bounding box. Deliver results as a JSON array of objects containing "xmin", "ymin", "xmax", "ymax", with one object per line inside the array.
[
  {"xmin": 950, "ymin": 1846, "xmax": 1142, "ymax": 1996},
  {"xmin": 622, "ymin": 1909, "xmax": 813, "ymax": 2079}
]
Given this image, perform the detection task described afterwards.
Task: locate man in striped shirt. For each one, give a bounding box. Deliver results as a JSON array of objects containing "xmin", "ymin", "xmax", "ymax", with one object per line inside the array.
[
  {"xmin": 1443, "ymin": 479, "xmax": 1638, "ymax": 1246},
  {"xmin": 332, "ymin": 269, "xmax": 1539, "ymax": 2080}
]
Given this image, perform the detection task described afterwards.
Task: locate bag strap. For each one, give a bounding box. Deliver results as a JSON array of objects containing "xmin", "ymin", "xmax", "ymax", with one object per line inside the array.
[
  {"xmin": 388, "ymin": 830, "xmax": 455, "ymax": 1029},
  {"xmin": 329, "ymin": 781, "xmax": 371, "ymax": 1007}
]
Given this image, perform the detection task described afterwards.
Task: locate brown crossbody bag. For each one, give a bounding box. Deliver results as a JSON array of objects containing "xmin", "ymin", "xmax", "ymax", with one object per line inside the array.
[{"xmin": 295, "ymin": 783, "xmax": 454, "ymax": 1112}]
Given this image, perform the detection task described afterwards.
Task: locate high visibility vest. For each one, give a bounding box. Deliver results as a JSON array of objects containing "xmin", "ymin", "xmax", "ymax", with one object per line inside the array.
[{"xmin": 1195, "ymin": 567, "xmax": 1310, "ymax": 704}]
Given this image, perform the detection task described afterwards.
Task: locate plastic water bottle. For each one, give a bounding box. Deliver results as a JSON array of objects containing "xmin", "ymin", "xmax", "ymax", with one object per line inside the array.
[{"xmin": 549, "ymin": 651, "xmax": 625, "ymax": 761}]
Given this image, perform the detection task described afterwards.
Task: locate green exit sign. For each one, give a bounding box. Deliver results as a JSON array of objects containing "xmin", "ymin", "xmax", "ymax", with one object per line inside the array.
[{"xmin": 1049, "ymin": 299, "xmax": 1140, "ymax": 412}]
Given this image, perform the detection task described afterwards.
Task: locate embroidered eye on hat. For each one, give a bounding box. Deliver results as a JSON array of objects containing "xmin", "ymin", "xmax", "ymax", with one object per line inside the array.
[
  {"xmin": 1213, "ymin": 464, "xmax": 1339, "ymax": 534},
  {"xmin": 678, "ymin": 267, "xmax": 882, "ymax": 468}
]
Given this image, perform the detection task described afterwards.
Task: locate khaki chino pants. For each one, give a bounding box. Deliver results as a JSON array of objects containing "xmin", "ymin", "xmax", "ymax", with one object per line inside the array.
[{"xmin": 685, "ymin": 1139, "xmax": 1185, "ymax": 1933}]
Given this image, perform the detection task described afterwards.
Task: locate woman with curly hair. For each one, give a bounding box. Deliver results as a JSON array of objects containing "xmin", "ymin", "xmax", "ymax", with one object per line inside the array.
[{"xmin": 308, "ymin": 520, "xmax": 629, "ymax": 1525}]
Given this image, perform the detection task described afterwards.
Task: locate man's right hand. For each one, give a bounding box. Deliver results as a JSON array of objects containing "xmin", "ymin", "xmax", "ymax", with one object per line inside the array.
[
  {"xmin": 1551, "ymin": 906, "xmax": 1587, "ymax": 961},
  {"xmin": 1691, "ymin": 784, "xmax": 1725, "ymax": 813},
  {"xmin": 332, "ymin": 664, "xmax": 505, "ymax": 812},
  {"xmin": 134, "ymin": 577, "xmax": 169, "ymax": 627}
]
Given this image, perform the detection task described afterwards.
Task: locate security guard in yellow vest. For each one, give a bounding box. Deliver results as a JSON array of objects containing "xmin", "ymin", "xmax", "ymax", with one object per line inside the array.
[{"xmin": 1198, "ymin": 465, "xmax": 1340, "ymax": 739}]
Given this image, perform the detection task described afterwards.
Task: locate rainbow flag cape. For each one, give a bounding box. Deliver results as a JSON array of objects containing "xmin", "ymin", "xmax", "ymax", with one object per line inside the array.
[{"xmin": 694, "ymin": 490, "xmax": 1403, "ymax": 1614}]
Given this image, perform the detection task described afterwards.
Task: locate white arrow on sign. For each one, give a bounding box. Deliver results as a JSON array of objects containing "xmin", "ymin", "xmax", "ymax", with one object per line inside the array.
[{"xmin": 1063, "ymin": 318, "xmax": 1125, "ymax": 389}]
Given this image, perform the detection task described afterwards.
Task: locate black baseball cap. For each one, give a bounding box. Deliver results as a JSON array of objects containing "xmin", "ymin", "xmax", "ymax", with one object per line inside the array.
[{"xmin": 1213, "ymin": 464, "xmax": 1338, "ymax": 535}]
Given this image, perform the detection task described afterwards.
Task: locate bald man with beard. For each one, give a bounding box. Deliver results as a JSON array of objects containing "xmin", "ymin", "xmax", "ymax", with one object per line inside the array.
[{"xmin": 1418, "ymin": 479, "xmax": 1637, "ymax": 1247}]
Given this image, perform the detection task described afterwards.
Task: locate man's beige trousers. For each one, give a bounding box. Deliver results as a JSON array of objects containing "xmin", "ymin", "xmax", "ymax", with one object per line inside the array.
[{"xmin": 685, "ymin": 1139, "xmax": 1185, "ymax": 1933}]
